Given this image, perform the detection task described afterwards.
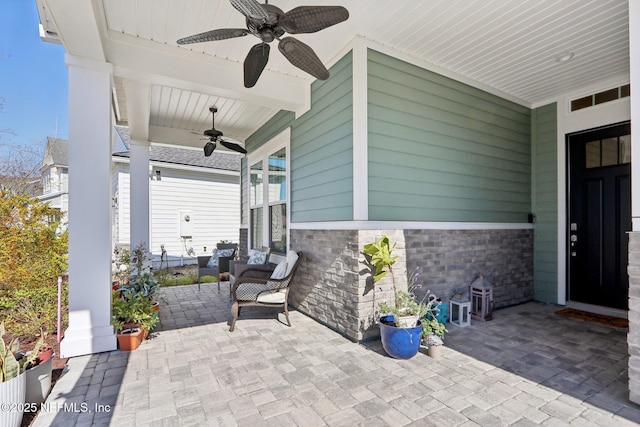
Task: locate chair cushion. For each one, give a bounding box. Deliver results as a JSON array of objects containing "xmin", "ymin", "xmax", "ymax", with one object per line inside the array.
[
  {"xmin": 247, "ymin": 249, "xmax": 267, "ymax": 265},
  {"xmin": 207, "ymin": 248, "xmax": 235, "ymax": 268},
  {"xmin": 284, "ymin": 251, "xmax": 298, "ymax": 277},
  {"xmin": 256, "ymin": 289, "xmax": 286, "ymax": 304},
  {"xmin": 270, "ymin": 260, "xmax": 288, "ymax": 279},
  {"xmin": 207, "ymin": 249, "xmax": 219, "ymax": 268}
]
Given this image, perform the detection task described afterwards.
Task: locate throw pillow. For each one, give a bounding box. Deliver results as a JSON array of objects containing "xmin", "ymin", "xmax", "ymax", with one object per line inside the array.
[
  {"xmin": 284, "ymin": 250, "xmax": 298, "ymax": 277},
  {"xmin": 248, "ymin": 249, "xmax": 267, "ymax": 265},
  {"xmin": 217, "ymin": 248, "xmax": 235, "ymax": 258},
  {"xmin": 270, "ymin": 260, "xmax": 288, "ymax": 279},
  {"xmin": 206, "ymin": 249, "xmax": 219, "ymax": 268},
  {"xmin": 206, "ymin": 248, "xmax": 235, "ymax": 268}
]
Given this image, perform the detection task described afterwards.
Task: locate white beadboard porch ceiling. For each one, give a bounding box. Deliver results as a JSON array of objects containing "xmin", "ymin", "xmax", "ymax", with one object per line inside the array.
[{"xmin": 40, "ymin": 0, "xmax": 630, "ymax": 148}]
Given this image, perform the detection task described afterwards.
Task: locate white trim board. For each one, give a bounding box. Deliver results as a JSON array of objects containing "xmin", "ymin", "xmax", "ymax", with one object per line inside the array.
[{"xmin": 291, "ymin": 221, "xmax": 533, "ymax": 231}]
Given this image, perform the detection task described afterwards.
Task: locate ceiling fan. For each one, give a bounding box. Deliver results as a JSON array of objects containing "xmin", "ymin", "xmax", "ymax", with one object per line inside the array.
[
  {"xmin": 176, "ymin": 0, "xmax": 349, "ymax": 88},
  {"xmin": 200, "ymin": 107, "xmax": 247, "ymax": 156}
]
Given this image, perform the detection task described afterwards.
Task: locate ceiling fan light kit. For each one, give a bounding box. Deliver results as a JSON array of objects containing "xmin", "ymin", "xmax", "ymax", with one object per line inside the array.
[{"xmin": 177, "ymin": 0, "xmax": 349, "ymax": 88}]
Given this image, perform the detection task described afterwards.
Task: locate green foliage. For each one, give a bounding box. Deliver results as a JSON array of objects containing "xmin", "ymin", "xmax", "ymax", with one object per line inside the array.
[
  {"xmin": 0, "ymin": 192, "xmax": 68, "ymax": 338},
  {"xmin": 154, "ymin": 270, "xmax": 200, "ymax": 287},
  {"xmin": 16, "ymin": 332, "xmax": 44, "ymax": 371},
  {"xmin": 0, "ymin": 321, "xmax": 20, "ymax": 382},
  {"xmin": 0, "ymin": 283, "xmax": 68, "ymax": 338},
  {"xmin": 363, "ymin": 236, "xmax": 398, "ymax": 285},
  {"xmin": 421, "ymin": 317, "xmax": 447, "ymax": 339},
  {"xmin": 111, "ymin": 291, "xmax": 159, "ymax": 332}
]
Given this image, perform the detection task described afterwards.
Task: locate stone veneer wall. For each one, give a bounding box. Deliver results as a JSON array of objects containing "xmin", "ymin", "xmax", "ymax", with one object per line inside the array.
[
  {"xmin": 628, "ymin": 232, "xmax": 640, "ymax": 404},
  {"xmin": 289, "ymin": 228, "xmax": 533, "ymax": 342},
  {"xmin": 238, "ymin": 228, "xmax": 248, "ymax": 259}
]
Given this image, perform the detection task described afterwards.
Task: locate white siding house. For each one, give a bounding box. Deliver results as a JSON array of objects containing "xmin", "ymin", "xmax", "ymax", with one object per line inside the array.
[
  {"xmin": 39, "ymin": 136, "xmax": 69, "ymax": 218},
  {"xmin": 42, "ymin": 131, "xmax": 242, "ymax": 267}
]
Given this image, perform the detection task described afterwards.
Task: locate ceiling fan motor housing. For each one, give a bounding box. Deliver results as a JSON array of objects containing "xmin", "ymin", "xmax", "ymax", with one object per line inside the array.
[{"xmin": 204, "ymin": 129, "xmax": 223, "ymax": 139}]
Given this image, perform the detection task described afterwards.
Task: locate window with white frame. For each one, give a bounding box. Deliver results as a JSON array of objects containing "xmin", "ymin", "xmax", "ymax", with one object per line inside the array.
[{"xmin": 249, "ymin": 145, "xmax": 288, "ymax": 255}]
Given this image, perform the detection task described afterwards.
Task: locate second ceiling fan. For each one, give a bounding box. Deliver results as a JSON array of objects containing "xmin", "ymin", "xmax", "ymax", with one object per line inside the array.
[{"xmin": 177, "ymin": 0, "xmax": 349, "ymax": 88}]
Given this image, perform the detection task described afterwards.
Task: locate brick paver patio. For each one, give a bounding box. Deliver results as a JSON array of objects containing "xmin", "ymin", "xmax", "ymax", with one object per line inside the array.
[{"xmin": 33, "ymin": 283, "xmax": 640, "ymax": 426}]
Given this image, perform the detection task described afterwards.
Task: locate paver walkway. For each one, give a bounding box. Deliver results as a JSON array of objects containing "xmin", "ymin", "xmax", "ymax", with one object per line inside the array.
[{"xmin": 34, "ymin": 283, "xmax": 640, "ymax": 426}]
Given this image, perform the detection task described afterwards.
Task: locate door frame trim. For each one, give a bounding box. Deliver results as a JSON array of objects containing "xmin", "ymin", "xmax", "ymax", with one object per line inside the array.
[
  {"xmin": 565, "ymin": 120, "xmax": 631, "ymax": 308},
  {"xmin": 555, "ymin": 86, "xmax": 630, "ymax": 306}
]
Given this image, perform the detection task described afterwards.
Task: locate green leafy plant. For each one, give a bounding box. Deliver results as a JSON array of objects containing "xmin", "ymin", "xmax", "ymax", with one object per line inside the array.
[
  {"xmin": 0, "ymin": 321, "xmax": 20, "ymax": 382},
  {"xmin": 111, "ymin": 291, "xmax": 159, "ymax": 333},
  {"xmin": 117, "ymin": 242, "xmax": 160, "ymax": 301},
  {"xmin": 363, "ymin": 236, "xmax": 399, "ymax": 286},
  {"xmin": 15, "ymin": 332, "xmax": 45, "ymax": 371},
  {"xmin": 0, "ymin": 192, "xmax": 68, "ymax": 338}
]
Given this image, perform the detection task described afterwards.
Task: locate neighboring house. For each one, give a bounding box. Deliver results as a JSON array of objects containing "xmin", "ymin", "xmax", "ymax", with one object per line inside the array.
[
  {"xmin": 39, "ymin": 136, "xmax": 69, "ymax": 216},
  {"xmin": 40, "ymin": 131, "xmax": 241, "ymax": 267},
  {"xmin": 112, "ymin": 126, "xmax": 241, "ymax": 266}
]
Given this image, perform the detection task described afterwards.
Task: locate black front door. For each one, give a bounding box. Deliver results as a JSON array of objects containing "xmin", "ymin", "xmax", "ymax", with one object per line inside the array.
[{"xmin": 568, "ymin": 122, "xmax": 631, "ymax": 310}]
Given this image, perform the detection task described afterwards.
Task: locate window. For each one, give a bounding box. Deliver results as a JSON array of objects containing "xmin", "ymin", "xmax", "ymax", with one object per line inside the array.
[
  {"xmin": 249, "ymin": 144, "xmax": 288, "ymax": 254},
  {"xmin": 585, "ymin": 134, "xmax": 631, "ymax": 168},
  {"xmin": 570, "ymin": 84, "xmax": 631, "ymax": 112},
  {"xmin": 42, "ymin": 169, "xmax": 51, "ymax": 193}
]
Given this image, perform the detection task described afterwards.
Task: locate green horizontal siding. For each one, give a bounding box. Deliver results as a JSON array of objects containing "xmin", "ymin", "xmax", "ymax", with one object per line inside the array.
[
  {"xmin": 245, "ymin": 110, "xmax": 295, "ymax": 152},
  {"xmin": 367, "ymin": 49, "xmax": 531, "ymax": 222},
  {"xmin": 245, "ymin": 52, "xmax": 354, "ymax": 223},
  {"xmin": 532, "ymin": 102, "xmax": 558, "ymax": 303},
  {"xmin": 289, "ymin": 52, "xmax": 354, "ymax": 222}
]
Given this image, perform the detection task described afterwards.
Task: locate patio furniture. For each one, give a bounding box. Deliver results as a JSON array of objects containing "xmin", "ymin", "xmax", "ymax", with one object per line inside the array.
[
  {"xmin": 228, "ymin": 246, "xmax": 272, "ymax": 299},
  {"xmin": 197, "ymin": 243, "xmax": 237, "ymax": 292},
  {"xmin": 229, "ymin": 251, "xmax": 302, "ymax": 332}
]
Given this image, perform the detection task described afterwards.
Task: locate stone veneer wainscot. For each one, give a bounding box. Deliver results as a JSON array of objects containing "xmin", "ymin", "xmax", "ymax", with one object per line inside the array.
[{"xmin": 289, "ymin": 228, "xmax": 533, "ymax": 341}]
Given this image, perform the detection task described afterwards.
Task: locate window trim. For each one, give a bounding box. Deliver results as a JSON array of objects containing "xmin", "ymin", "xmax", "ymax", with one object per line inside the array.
[{"xmin": 246, "ymin": 128, "xmax": 291, "ymax": 257}]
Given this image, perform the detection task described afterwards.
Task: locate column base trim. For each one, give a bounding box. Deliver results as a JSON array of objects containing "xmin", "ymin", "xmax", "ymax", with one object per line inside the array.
[{"xmin": 60, "ymin": 325, "xmax": 117, "ymax": 358}]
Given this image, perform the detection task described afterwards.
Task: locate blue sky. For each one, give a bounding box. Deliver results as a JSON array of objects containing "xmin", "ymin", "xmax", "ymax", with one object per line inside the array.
[{"xmin": 0, "ymin": 0, "xmax": 68, "ymax": 151}]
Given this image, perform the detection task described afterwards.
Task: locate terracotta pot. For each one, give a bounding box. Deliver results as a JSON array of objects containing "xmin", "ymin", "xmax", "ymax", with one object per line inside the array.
[
  {"xmin": 117, "ymin": 328, "xmax": 143, "ymax": 351},
  {"xmin": 152, "ymin": 301, "xmax": 159, "ymax": 312},
  {"xmin": 38, "ymin": 346, "xmax": 54, "ymax": 364}
]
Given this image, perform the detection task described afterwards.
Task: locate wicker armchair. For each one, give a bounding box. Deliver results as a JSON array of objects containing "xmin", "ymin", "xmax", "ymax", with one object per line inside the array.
[
  {"xmin": 197, "ymin": 243, "xmax": 237, "ymax": 292},
  {"xmin": 229, "ymin": 251, "xmax": 302, "ymax": 332},
  {"xmin": 229, "ymin": 246, "xmax": 271, "ymax": 298}
]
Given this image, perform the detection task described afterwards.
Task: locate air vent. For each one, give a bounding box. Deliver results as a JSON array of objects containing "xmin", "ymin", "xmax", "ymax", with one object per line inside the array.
[{"xmin": 571, "ymin": 84, "xmax": 630, "ymax": 112}]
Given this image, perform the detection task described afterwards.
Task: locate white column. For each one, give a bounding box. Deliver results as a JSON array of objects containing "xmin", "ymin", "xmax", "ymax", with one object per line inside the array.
[
  {"xmin": 129, "ymin": 140, "xmax": 151, "ymax": 253},
  {"xmin": 60, "ymin": 55, "xmax": 117, "ymax": 358},
  {"xmin": 631, "ymin": 0, "xmax": 640, "ymax": 230}
]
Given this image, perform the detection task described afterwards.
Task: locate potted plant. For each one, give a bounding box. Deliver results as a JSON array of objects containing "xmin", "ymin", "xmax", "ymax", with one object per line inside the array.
[
  {"xmin": 364, "ymin": 237, "xmax": 424, "ymax": 359},
  {"xmin": 15, "ymin": 330, "xmax": 55, "ymax": 405},
  {"xmin": 0, "ymin": 322, "xmax": 26, "ymax": 427},
  {"xmin": 112, "ymin": 291, "xmax": 159, "ymax": 351},
  {"xmin": 118, "ymin": 243, "xmax": 160, "ymax": 304},
  {"xmin": 422, "ymin": 311, "xmax": 447, "ymax": 359}
]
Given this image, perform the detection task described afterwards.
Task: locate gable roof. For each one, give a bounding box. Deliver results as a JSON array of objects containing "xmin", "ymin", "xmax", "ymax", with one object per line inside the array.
[{"xmin": 42, "ymin": 137, "xmax": 69, "ymax": 168}]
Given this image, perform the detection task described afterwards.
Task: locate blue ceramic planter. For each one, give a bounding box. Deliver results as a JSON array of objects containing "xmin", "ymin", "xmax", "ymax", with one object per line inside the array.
[{"xmin": 379, "ymin": 318, "xmax": 422, "ymax": 359}]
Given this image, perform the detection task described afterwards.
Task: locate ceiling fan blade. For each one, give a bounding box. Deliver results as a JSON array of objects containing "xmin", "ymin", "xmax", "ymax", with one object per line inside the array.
[
  {"xmin": 220, "ymin": 139, "xmax": 248, "ymax": 154},
  {"xmin": 229, "ymin": 0, "xmax": 269, "ymax": 22},
  {"xmin": 177, "ymin": 28, "xmax": 249, "ymax": 45},
  {"xmin": 281, "ymin": 6, "xmax": 349, "ymax": 34},
  {"xmin": 278, "ymin": 37, "xmax": 329, "ymax": 80},
  {"xmin": 204, "ymin": 141, "xmax": 216, "ymax": 157},
  {"xmin": 244, "ymin": 43, "xmax": 270, "ymax": 88}
]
